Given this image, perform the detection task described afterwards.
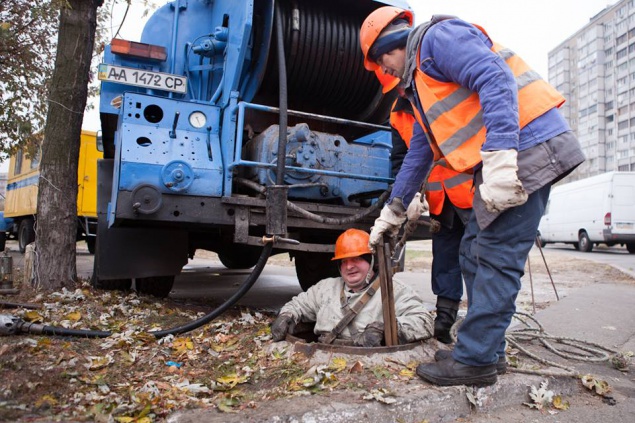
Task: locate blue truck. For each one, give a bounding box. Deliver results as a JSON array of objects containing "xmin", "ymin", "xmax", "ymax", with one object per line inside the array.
[{"xmin": 95, "ymin": 0, "xmax": 424, "ymax": 297}]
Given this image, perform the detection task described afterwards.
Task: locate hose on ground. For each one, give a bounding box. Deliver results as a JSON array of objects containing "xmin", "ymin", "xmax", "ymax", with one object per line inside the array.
[{"xmin": 3, "ymin": 243, "xmax": 273, "ymax": 339}]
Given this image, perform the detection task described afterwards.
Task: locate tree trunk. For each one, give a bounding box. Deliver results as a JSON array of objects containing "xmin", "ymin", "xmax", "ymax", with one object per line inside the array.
[{"xmin": 34, "ymin": 0, "xmax": 102, "ymax": 291}]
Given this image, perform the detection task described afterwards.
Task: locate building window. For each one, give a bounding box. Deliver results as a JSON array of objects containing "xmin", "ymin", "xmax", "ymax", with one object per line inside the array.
[
  {"xmin": 29, "ymin": 149, "xmax": 40, "ymax": 170},
  {"xmin": 618, "ymin": 120, "xmax": 629, "ymax": 130},
  {"xmin": 14, "ymin": 150, "xmax": 23, "ymax": 175}
]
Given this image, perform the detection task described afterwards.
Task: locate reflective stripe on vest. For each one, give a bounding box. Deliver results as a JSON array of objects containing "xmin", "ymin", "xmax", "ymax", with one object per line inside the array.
[
  {"xmin": 413, "ymin": 24, "xmax": 566, "ymax": 172},
  {"xmin": 425, "ymin": 165, "xmax": 474, "ymax": 215}
]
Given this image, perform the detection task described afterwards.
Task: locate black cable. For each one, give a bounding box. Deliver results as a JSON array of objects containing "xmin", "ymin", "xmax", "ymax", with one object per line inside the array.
[
  {"xmin": 14, "ymin": 244, "xmax": 273, "ymax": 339},
  {"xmin": 274, "ymin": 1, "xmax": 288, "ymax": 185}
]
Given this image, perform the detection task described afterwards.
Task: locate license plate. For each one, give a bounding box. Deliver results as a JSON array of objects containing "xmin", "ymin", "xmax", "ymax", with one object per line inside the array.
[
  {"xmin": 98, "ymin": 64, "xmax": 187, "ymax": 94},
  {"xmin": 616, "ymin": 222, "xmax": 634, "ymax": 229}
]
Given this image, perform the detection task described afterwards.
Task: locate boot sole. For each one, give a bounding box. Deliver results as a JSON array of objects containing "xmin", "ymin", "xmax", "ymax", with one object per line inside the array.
[
  {"xmin": 435, "ymin": 351, "xmax": 507, "ymax": 375},
  {"xmin": 416, "ymin": 369, "xmax": 498, "ymax": 387}
]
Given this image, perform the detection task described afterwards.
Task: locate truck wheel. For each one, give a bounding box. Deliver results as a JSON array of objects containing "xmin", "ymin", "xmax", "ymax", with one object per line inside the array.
[
  {"xmin": 218, "ymin": 246, "xmax": 262, "ymax": 269},
  {"xmin": 135, "ymin": 276, "xmax": 175, "ymax": 298},
  {"xmin": 294, "ymin": 251, "xmax": 339, "ymax": 291},
  {"xmin": 18, "ymin": 218, "xmax": 35, "ymax": 253},
  {"xmin": 578, "ymin": 231, "xmax": 593, "ymax": 252},
  {"xmin": 627, "ymin": 243, "xmax": 635, "ymax": 254},
  {"xmin": 86, "ymin": 236, "xmax": 96, "ymax": 254},
  {"xmin": 0, "ymin": 233, "xmax": 5, "ymax": 252},
  {"xmin": 91, "ymin": 272, "xmax": 132, "ymax": 291}
]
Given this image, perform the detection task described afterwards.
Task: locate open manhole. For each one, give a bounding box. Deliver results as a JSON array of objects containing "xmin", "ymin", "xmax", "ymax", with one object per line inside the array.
[{"xmin": 285, "ymin": 323, "xmax": 427, "ymax": 358}]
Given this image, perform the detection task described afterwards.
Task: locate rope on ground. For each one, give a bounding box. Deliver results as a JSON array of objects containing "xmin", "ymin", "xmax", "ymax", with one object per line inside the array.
[
  {"xmin": 504, "ymin": 311, "xmax": 620, "ymax": 377},
  {"xmin": 450, "ymin": 311, "xmax": 624, "ymax": 377}
]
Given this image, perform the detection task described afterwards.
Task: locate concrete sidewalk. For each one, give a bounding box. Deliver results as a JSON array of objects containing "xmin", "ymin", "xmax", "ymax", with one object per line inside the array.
[{"xmin": 169, "ymin": 280, "xmax": 635, "ymax": 423}]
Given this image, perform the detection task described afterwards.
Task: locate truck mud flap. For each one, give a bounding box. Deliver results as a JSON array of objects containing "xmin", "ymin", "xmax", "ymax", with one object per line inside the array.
[{"xmin": 95, "ymin": 159, "xmax": 188, "ymax": 280}]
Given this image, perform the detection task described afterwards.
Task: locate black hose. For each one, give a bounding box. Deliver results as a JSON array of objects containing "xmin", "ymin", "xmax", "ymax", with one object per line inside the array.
[
  {"xmin": 235, "ymin": 177, "xmax": 391, "ymax": 225},
  {"xmin": 41, "ymin": 326, "xmax": 111, "ymax": 338},
  {"xmin": 150, "ymin": 243, "xmax": 272, "ymax": 338},
  {"xmin": 274, "ymin": 1, "xmax": 288, "ymax": 185},
  {"xmin": 15, "ymin": 243, "xmax": 273, "ymax": 339}
]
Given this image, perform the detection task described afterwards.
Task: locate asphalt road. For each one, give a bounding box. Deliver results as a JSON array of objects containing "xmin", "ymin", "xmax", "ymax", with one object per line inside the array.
[{"xmin": 5, "ymin": 239, "xmax": 633, "ymax": 311}]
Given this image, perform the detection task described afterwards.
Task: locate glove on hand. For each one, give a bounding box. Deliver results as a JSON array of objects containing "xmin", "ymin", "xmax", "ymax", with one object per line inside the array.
[
  {"xmin": 369, "ymin": 199, "xmax": 406, "ymax": 250},
  {"xmin": 406, "ymin": 192, "xmax": 429, "ymax": 221},
  {"xmin": 479, "ymin": 149, "xmax": 528, "ymax": 213},
  {"xmin": 354, "ymin": 321, "xmax": 384, "ymax": 347},
  {"xmin": 271, "ymin": 313, "xmax": 295, "ymax": 342}
]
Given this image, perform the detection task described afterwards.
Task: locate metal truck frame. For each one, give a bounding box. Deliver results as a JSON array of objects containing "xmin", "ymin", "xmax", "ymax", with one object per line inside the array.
[{"xmin": 95, "ymin": 0, "xmax": 427, "ymax": 297}]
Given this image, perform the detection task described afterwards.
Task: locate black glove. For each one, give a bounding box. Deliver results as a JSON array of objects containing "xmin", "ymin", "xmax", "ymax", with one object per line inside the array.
[
  {"xmin": 354, "ymin": 321, "xmax": 384, "ymax": 347},
  {"xmin": 271, "ymin": 313, "xmax": 295, "ymax": 342}
]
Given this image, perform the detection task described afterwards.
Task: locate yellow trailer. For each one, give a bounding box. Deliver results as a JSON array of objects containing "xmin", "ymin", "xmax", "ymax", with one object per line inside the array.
[{"xmin": 3, "ymin": 130, "xmax": 103, "ymax": 253}]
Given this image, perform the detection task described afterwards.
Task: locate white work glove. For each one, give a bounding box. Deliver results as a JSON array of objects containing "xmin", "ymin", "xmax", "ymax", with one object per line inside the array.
[
  {"xmin": 369, "ymin": 199, "xmax": 407, "ymax": 250},
  {"xmin": 406, "ymin": 192, "xmax": 429, "ymax": 221},
  {"xmin": 479, "ymin": 149, "xmax": 528, "ymax": 213}
]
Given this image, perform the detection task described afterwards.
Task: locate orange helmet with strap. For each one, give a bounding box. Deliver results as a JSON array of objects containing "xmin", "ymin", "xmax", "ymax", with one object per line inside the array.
[
  {"xmin": 332, "ymin": 229, "xmax": 372, "ymax": 261},
  {"xmin": 374, "ymin": 68, "xmax": 400, "ymax": 93},
  {"xmin": 360, "ymin": 6, "xmax": 414, "ymax": 71}
]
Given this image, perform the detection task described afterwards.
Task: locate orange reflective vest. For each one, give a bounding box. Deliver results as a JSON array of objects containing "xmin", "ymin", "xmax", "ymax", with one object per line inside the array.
[
  {"xmin": 412, "ymin": 24, "xmax": 566, "ymax": 173},
  {"xmin": 390, "ymin": 98, "xmax": 414, "ymax": 148},
  {"xmin": 389, "ymin": 100, "xmax": 473, "ymax": 213},
  {"xmin": 425, "ymin": 165, "xmax": 473, "ymax": 214}
]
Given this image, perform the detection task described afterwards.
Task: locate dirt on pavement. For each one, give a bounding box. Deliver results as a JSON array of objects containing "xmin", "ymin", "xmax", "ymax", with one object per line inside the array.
[{"xmin": 0, "ymin": 241, "xmax": 633, "ymax": 422}]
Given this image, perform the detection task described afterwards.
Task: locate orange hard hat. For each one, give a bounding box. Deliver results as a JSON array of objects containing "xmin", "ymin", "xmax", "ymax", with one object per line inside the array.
[
  {"xmin": 360, "ymin": 6, "xmax": 414, "ymax": 71},
  {"xmin": 331, "ymin": 229, "xmax": 372, "ymax": 261},
  {"xmin": 374, "ymin": 68, "xmax": 400, "ymax": 93}
]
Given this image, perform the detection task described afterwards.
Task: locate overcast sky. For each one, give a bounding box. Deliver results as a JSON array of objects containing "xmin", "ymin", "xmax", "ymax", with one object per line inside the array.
[
  {"xmin": 0, "ymin": 0, "xmax": 620, "ymax": 172},
  {"xmin": 410, "ymin": 0, "xmax": 617, "ymax": 77}
]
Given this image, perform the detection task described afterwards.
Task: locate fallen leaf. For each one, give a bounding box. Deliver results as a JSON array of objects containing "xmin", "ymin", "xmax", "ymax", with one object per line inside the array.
[
  {"xmin": 362, "ymin": 388, "xmax": 397, "ymax": 404},
  {"xmin": 581, "ymin": 374, "xmax": 611, "ymax": 396},
  {"xmin": 350, "ymin": 361, "xmax": 364, "ymax": 373},
  {"xmin": 552, "ymin": 395, "xmax": 570, "ymax": 410},
  {"xmin": 399, "ymin": 368, "xmax": 415, "ymax": 379},
  {"xmin": 64, "ymin": 311, "xmax": 82, "ymax": 321},
  {"xmin": 86, "ymin": 355, "xmax": 113, "ymax": 371},
  {"xmin": 329, "ymin": 357, "xmax": 347, "ymax": 373},
  {"xmin": 23, "ymin": 310, "xmax": 44, "ymax": 323},
  {"xmin": 524, "ymin": 380, "xmax": 554, "ymax": 410}
]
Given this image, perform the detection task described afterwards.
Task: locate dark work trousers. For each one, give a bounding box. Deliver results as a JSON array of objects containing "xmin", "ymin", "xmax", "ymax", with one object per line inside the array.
[
  {"xmin": 431, "ymin": 200, "xmax": 469, "ymax": 303},
  {"xmin": 453, "ymin": 183, "xmax": 551, "ymax": 367}
]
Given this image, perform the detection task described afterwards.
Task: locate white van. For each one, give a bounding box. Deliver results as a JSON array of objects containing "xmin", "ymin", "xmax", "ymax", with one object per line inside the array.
[{"xmin": 537, "ymin": 171, "xmax": 635, "ymax": 253}]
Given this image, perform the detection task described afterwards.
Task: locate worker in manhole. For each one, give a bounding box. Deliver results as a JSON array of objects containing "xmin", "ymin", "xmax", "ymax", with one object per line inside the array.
[
  {"xmin": 376, "ymin": 68, "xmax": 473, "ymax": 346},
  {"xmin": 360, "ymin": 7, "xmax": 584, "ymax": 386},
  {"xmin": 271, "ymin": 228, "xmax": 434, "ymax": 346}
]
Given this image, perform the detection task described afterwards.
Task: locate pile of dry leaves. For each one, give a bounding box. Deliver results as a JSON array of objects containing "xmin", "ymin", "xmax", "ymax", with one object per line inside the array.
[{"xmin": 0, "ymin": 282, "xmax": 418, "ymax": 422}]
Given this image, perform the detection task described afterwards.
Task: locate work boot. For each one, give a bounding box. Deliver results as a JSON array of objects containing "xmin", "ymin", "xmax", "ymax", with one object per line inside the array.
[
  {"xmin": 434, "ymin": 297, "xmax": 459, "ymax": 344},
  {"xmin": 434, "ymin": 349, "xmax": 508, "ymax": 375},
  {"xmin": 416, "ymin": 357, "xmax": 497, "ymax": 387}
]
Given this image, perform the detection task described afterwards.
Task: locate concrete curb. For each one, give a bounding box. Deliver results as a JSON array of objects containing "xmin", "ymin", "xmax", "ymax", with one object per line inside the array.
[{"xmin": 167, "ymin": 372, "xmax": 579, "ymax": 423}]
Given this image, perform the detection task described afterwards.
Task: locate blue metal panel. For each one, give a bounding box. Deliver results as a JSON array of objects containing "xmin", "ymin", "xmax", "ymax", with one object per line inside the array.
[{"xmin": 108, "ymin": 92, "xmax": 223, "ymax": 224}]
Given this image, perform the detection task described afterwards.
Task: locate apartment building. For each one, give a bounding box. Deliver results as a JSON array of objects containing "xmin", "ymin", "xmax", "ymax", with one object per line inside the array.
[{"xmin": 549, "ymin": 0, "xmax": 635, "ymax": 181}]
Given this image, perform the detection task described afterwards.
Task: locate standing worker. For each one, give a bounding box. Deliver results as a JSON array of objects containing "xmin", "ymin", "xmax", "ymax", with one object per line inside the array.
[
  {"xmin": 376, "ymin": 69, "xmax": 473, "ymax": 345},
  {"xmin": 360, "ymin": 7, "xmax": 584, "ymax": 386}
]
